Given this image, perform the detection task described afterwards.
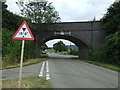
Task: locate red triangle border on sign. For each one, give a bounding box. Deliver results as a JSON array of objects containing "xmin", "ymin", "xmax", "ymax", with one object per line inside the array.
[{"xmin": 12, "ymin": 21, "xmax": 34, "ymax": 40}]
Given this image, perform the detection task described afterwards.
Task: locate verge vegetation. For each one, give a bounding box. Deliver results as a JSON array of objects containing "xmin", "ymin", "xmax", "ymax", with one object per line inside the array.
[
  {"xmin": 89, "ymin": 1, "xmax": 120, "ymax": 68},
  {"xmin": 81, "ymin": 59, "xmax": 119, "ymax": 71},
  {"xmin": 2, "ymin": 77, "xmax": 52, "ymax": 88},
  {"xmin": 2, "ymin": 58, "xmax": 46, "ymax": 70}
]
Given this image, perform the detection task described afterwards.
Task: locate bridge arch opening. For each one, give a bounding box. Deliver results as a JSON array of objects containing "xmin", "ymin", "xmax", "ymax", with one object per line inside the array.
[
  {"xmin": 45, "ymin": 39, "xmax": 79, "ymax": 58},
  {"xmin": 36, "ymin": 35, "xmax": 90, "ymax": 59}
]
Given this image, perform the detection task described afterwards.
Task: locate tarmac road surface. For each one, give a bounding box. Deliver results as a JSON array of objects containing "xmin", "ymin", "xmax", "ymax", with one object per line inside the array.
[{"xmin": 48, "ymin": 53, "xmax": 118, "ymax": 88}]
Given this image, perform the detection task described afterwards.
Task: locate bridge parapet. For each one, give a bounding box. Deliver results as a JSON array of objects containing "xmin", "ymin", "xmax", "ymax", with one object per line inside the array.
[{"xmin": 48, "ymin": 21, "xmax": 102, "ymax": 31}]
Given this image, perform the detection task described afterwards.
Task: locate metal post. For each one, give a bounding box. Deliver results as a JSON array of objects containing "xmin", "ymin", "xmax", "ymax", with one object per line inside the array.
[{"xmin": 19, "ymin": 40, "xmax": 25, "ymax": 88}]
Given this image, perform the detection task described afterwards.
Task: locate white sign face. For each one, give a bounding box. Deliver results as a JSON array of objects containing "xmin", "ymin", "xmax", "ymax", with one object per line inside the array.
[
  {"xmin": 15, "ymin": 24, "xmax": 32, "ymax": 38},
  {"xmin": 12, "ymin": 21, "xmax": 34, "ymax": 40}
]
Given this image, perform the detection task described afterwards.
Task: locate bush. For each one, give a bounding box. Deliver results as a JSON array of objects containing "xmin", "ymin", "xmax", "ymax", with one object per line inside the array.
[
  {"xmin": 90, "ymin": 31, "xmax": 119, "ymax": 65},
  {"xmin": 2, "ymin": 28, "xmax": 36, "ymax": 65},
  {"xmin": 2, "ymin": 28, "xmax": 21, "ymax": 64},
  {"xmin": 90, "ymin": 51, "xmax": 105, "ymax": 62},
  {"xmin": 68, "ymin": 49, "xmax": 78, "ymax": 55},
  {"xmin": 24, "ymin": 40, "xmax": 36, "ymax": 60}
]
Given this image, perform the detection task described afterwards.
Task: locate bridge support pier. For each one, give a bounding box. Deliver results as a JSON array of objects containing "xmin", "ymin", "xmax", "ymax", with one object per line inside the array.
[
  {"xmin": 35, "ymin": 40, "xmax": 41, "ymax": 58},
  {"xmin": 78, "ymin": 47, "xmax": 89, "ymax": 60}
]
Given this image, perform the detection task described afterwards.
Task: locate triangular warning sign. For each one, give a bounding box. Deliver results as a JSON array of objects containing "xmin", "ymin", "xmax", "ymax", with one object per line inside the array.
[{"xmin": 12, "ymin": 21, "xmax": 34, "ymax": 40}]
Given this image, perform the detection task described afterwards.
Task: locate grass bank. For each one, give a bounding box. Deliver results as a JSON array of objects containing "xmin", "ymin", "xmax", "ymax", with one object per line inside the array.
[
  {"xmin": 81, "ymin": 59, "xmax": 119, "ymax": 71},
  {"xmin": 2, "ymin": 77, "xmax": 52, "ymax": 88},
  {"xmin": 1, "ymin": 53, "xmax": 48, "ymax": 70},
  {"xmin": 2, "ymin": 58, "xmax": 45, "ymax": 70}
]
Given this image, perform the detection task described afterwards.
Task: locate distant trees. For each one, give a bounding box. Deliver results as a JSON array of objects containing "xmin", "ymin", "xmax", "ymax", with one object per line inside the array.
[{"xmin": 53, "ymin": 41, "xmax": 68, "ymax": 52}]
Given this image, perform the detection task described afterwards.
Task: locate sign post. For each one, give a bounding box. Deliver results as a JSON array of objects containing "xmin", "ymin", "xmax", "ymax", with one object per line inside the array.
[
  {"xmin": 19, "ymin": 40, "xmax": 25, "ymax": 87},
  {"xmin": 12, "ymin": 21, "xmax": 34, "ymax": 88}
]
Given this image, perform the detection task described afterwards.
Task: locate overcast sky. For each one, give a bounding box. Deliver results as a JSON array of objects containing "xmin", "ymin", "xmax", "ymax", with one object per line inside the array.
[{"xmin": 6, "ymin": 0, "xmax": 115, "ymax": 47}]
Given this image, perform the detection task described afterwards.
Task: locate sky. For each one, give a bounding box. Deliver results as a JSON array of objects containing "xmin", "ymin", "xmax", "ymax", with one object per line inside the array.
[{"xmin": 6, "ymin": 0, "xmax": 115, "ymax": 47}]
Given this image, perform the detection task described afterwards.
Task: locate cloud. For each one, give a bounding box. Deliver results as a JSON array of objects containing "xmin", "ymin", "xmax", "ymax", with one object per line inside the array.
[
  {"xmin": 6, "ymin": 0, "xmax": 115, "ymax": 21},
  {"xmin": 48, "ymin": 0, "xmax": 115, "ymax": 21},
  {"xmin": 6, "ymin": 0, "xmax": 20, "ymax": 14}
]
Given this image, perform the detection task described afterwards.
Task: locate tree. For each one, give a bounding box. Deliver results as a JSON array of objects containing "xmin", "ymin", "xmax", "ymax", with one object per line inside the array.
[
  {"xmin": 100, "ymin": 1, "xmax": 120, "ymax": 64},
  {"xmin": 41, "ymin": 44, "xmax": 48, "ymax": 50},
  {"xmin": 103, "ymin": 31, "xmax": 120, "ymax": 64},
  {"xmin": 91, "ymin": 1, "xmax": 120, "ymax": 65},
  {"xmin": 16, "ymin": 1, "xmax": 60, "ymax": 24},
  {"xmin": 53, "ymin": 41, "xmax": 68, "ymax": 52},
  {"xmin": 101, "ymin": 1, "xmax": 120, "ymax": 35},
  {"xmin": 2, "ymin": 2, "xmax": 28, "ymax": 31}
]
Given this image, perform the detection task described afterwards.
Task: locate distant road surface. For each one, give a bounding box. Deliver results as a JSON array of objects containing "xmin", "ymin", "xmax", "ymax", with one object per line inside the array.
[{"xmin": 1, "ymin": 52, "xmax": 118, "ymax": 88}]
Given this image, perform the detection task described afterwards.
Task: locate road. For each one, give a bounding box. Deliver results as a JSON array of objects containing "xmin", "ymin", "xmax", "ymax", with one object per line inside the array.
[
  {"xmin": 48, "ymin": 53, "xmax": 118, "ymax": 88},
  {"xmin": 1, "ymin": 62, "xmax": 42, "ymax": 80},
  {"xmin": 1, "ymin": 52, "xmax": 118, "ymax": 88}
]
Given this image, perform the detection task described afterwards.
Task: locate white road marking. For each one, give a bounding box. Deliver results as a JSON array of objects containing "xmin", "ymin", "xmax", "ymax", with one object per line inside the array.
[
  {"xmin": 46, "ymin": 61, "xmax": 50, "ymax": 80},
  {"xmin": 39, "ymin": 61, "xmax": 45, "ymax": 77}
]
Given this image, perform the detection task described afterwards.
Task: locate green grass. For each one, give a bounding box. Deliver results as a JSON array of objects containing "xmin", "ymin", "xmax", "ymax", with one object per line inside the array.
[
  {"xmin": 57, "ymin": 51, "xmax": 77, "ymax": 56},
  {"xmin": 1, "ymin": 53, "xmax": 48, "ymax": 70},
  {"xmin": 81, "ymin": 59, "xmax": 120, "ymax": 71},
  {"xmin": 2, "ymin": 58, "xmax": 46, "ymax": 70},
  {"xmin": 2, "ymin": 77, "xmax": 52, "ymax": 88},
  {"xmin": 41, "ymin": 53, "xmax": 48, "ymax": 58}
]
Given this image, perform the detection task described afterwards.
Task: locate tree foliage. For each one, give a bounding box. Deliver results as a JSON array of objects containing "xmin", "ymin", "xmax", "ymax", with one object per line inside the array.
[
  {"xmin": 101, "ymin": 1, "xmax": 120, "ymax": 35},
  {"xmin": 2, "ymin": 2, "xmax": 29, "ymax": 31},
  {"xmin": 102, "ymin": 31, "xmax": 120, "ymax": 64},
  {"xmin": 40, "ymin": 44, "xmax": 48, "ymax": 50},
  {"xmin": 53, "ymin": 41, "xmax": 68, "ymax": 52},
  {"xmin": 2, "ymin": 28, "xmax": 21, "ymax": 63},
  {"xmin": 91, "ymin": 31, "xmax": 119, "ymax": 64},
  {"xmin": 17, "ymin": 1, "xmax": 60, "ymax": 23},
  {"xmin": 91, "ymin": 1, "xmax": 120, "ymax": 65}
]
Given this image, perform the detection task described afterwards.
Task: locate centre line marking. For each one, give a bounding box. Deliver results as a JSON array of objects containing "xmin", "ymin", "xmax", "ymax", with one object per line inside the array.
[
  {"xmin": 39, "ymin": 61, "xmax": 45, "ymax": 77},
  {"xmin": 46, "ymin": 61, "xmax": 50, "ymax": 80}
]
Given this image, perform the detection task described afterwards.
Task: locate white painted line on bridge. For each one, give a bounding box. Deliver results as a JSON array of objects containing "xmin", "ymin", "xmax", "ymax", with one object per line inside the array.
[
  {"xmin": 39, "ymin": 61, "xmax": 45, "ymax": 77},
  {"xmin": 46, "ymin": 61, "xmax": 50, "ymax": 80}
]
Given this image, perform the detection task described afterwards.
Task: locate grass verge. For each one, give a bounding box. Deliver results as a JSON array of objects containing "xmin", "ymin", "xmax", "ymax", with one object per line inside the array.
[
  {"xmin": 41, "ymin": 53, "xmax": 48, "ymax": 58},
  {"xmin": 2, "ymin": 58, "xmax": 46, "ymax": 70},
  {"xmin": 2, "ymin": 77, "xmax": 52, "ymax": 88},
  {"xmin": 81, "ymin": 59, "xmax": 119, "ymax": 71}
]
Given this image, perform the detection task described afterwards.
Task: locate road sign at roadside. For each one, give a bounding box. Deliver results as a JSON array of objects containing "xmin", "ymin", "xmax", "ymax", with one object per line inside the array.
[
  {"xmin": 12, "ymin": 21, "xmax": 34, "ymax": 87},
  {"xmin": 12, "ymin": 21, "xmax": 34, "ymax": 40}
]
